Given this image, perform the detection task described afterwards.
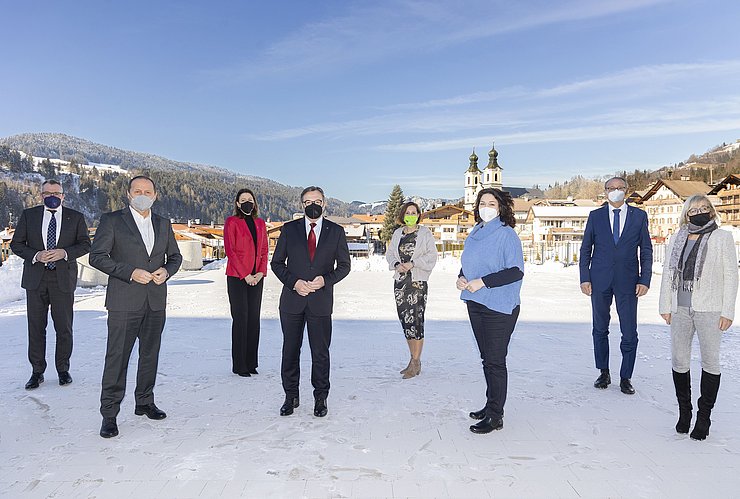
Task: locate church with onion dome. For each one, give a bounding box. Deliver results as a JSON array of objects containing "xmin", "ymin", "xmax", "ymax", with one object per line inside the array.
[{"xmin": 464, "ymin": 142, "xmax": 504, "ymax": 210}]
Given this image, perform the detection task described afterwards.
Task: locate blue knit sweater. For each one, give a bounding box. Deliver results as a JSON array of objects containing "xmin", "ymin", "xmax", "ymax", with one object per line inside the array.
[{"xmin": 460, "ymin": 218, "xmax": 524, "ymax": 314}]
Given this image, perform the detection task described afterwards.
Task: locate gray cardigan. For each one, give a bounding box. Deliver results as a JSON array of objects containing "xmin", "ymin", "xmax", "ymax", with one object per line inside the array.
[
  {"xmin": 658, "ymin": 228, "xmax": 738, "ymax": 320},
  {"xmin": 386, "ymin": 225, "xmax": 438, "ymax": 281}
]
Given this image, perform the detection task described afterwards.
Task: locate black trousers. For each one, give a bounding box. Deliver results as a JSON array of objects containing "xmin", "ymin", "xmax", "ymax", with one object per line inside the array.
[
  {"xmin": 467, "ymin": 301, "xmax": 520, "ymax": 420},
  {"xmin": 227, "ymin": 276, "xmax": 264, "ymax": 374},
  {"xmin": 26, "ymin": 269, "xmax": 74, "ymax": 374},
  {"xmin": 100, "ymin": 306, "xmax": 166, "ymax": 418},
  {"xmin": 280, "ymin": 309, "xmax": 332, "ymax": 400}
]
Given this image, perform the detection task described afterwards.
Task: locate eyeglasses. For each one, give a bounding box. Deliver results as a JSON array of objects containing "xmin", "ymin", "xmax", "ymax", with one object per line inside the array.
[
  {"xmin": 302, "ymin": 199, "xmax": 324, "ymax": 207},
  {"xmin": 605, "ymin": 186, "xmax": 627, "ymax": 192},
  {"xmin": 687, "ymin": 206, "xmax": 711, "ymax": 216},
  {"xmin": 42, "ymin": 191, "xmax": 63, "ymax": 197}
]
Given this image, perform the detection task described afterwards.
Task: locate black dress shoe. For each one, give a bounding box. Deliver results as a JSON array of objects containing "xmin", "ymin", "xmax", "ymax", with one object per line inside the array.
[
  {"xmin": 134, "ymin": 403, "xmax": 167, "ymax": 420},
  {"xmin": 314, "ymin": 398, "xmax": 328, "ymax": 418},
  {"xmin": 469, "ymin": 408, "xmax": 487, "ymax": 420},
  {"xmin": 470, "ymin": 417, "xmax": 503, "ymax": 434},
  {"xmin": 100, "ymin": 417, "xmax": 119, "ymax": 438},
  {"xmin": 237, "ymin": 372, "xmax": 251, "ymax": 377},
  {"xmin": 249, "ymin": 369, "xmax": 258, "ymax": 375},
  {"xmin": 58, "ymin": 372, "xmax": 73, "ymax": 386},
  {"xmin": 620, "ymin": 378, "xmax": 635, "ymax": 395},
  {"xmin": 25, "ymin": 373, "xmax": 44, "ymax": 390},
  {"xmin": 594, "ymin": 369, "xmax": 611, "ymax": 389},
  {"xmin": 280, "ymin": 397, "xmax": 299, "ymax": 416}
]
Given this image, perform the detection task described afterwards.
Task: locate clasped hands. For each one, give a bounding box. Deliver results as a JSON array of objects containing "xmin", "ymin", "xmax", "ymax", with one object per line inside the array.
[
  {"xmin": 244, "ymin": 272, "xmax": 264, "ymax": 286},
  {"xmin": 294, "ymin": 276, "xmax": 325, "ymax": 296},
  {"xmin": 456, "ymin": 276, "xmax": 484, "ymax": 293},
  {"xmin": 36, "ymin": 249, "xmax": 66, "ymax": 263},
  {"xmin": 131, "ymin": 267, "xmax": 168, "ymax": 285},
  {"xmin": 396, "ymin": 262, "xmax": 413, "ymax": 273}
]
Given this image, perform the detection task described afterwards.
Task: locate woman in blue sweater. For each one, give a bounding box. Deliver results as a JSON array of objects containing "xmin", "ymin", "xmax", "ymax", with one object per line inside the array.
[{"xmin": 457, "ymin": 188, "xmax": 524, "ymax": 434}]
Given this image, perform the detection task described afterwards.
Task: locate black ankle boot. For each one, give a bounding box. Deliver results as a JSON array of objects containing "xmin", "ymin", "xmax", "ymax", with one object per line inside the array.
[
  {"xmin": 469, "ymin": 407, "xmax": 486, "ymax": 420},
  {"xmin": 469, "ymin": 417, "xmax": 503, "ymax": 434},
  {"xmin": 672, "ymin": 370, "xmax": 692, "ymax": 434},
  {"xmin": 690, "ymin": 370, "xmax": 720, "ymax": 441}
]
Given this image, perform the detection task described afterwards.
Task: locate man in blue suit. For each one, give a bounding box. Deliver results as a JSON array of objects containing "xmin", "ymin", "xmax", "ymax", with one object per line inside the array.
[{"xmin": 580, "ymin": 177, "xmax": 653, "ymax": 394}]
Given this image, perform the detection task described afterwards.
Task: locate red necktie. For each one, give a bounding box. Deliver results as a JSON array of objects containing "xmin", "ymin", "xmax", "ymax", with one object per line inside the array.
[{"xmin": 308, "ymin": 223, "xmax": 316, "ymax": 261}]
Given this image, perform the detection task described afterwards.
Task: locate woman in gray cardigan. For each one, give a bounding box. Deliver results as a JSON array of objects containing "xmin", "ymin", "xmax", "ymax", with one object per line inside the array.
[
  {"xmin": 659, "ymin": 194, "xmax": 738, "ymax": 441},
  {"xmin": 386, "ymin": 201, "xmax": 438, "ymax": 379}
]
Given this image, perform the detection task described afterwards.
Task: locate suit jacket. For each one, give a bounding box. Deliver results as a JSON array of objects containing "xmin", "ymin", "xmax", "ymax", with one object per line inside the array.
[
  {"xmin": 10, "ymin": 205, "xmax": 90, "ymax": 293},
  {"xmin": 579, "ymin": 204, "xmax": 653, "ymax": 293},
  {"xmin": 270, "ymin": 217, "xmax": 351, "ymax": 316},
  {"xmin": 89, "ymin": 208, "xmax": 183, "ymax": 312},
  {"xmin": 224, "ymin": 216, "xmax": 269, "ymax": 278}
]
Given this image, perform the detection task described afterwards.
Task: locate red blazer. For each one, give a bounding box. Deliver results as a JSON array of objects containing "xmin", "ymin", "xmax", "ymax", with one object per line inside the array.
[{"xmin": 224, "ymin": 216, "xmax": 269, "ymax": 279}]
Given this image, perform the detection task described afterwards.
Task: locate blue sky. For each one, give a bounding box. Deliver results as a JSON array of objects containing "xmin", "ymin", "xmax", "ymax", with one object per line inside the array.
[{"xmin": 2, "ymin": 0, "xmax": 740, "ymax": 202}]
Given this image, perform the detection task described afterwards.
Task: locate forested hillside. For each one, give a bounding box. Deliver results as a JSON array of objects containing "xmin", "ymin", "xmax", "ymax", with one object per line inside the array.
[{"xmin": 0, "ymin": 134, "xmax": 354, "ymax": 227}]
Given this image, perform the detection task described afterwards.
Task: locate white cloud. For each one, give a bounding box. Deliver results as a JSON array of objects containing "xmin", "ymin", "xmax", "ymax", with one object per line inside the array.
[
  {"xmin": 211, "ymin": 0, "xmax": 673, "ymax": 80},
  {"xmin": 249, "ymin": 60, "xmax": 740, "ymax": 145}
]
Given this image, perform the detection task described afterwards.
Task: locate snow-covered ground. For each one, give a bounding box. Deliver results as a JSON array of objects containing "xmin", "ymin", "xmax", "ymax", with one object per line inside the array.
[{"xmin": 1, "ymin": 256, "xmax": 739, "ymax": 498}]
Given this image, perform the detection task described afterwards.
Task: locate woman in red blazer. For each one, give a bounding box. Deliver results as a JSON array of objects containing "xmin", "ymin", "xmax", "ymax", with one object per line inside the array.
[{"xmin": 224, "ymin": 188, "xmax": 269, "ymax": 377}]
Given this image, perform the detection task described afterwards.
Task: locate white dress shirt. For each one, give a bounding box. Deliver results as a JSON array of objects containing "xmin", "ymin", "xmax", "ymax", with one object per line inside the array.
[
  {"xmin": 608, "ymin": 202, "xmax": 628, "ymax": 237},
  {"xmin": 41, "ymin": 205, "xmax": 63, "ymax": 249},
  {"xmin": 305, "ymin": 215, "xmax": 323, "ymax": 246},
  {"xmin": 130, "ymin": 206, "xmax": 155, "ymax": 256},
  {"xmin": 33, "ymin": 205, "xmax": 68, "ymax": 263}
]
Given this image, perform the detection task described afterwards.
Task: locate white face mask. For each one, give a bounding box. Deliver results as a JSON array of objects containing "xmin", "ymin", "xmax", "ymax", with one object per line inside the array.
[
  {"xmin": 130, "ymin": 194, "xmax": 155, "ymax": 212},
  {"xmin": 607, "ymin": 189, "xmax": 626, "ymax": 203},
  {"xmin": 479, "ymin": 206, "xmax": 499, "ymax": 222}
]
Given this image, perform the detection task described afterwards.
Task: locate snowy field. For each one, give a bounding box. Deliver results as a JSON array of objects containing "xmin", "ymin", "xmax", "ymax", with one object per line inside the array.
[{"xmin": 1, "ymin": 255, "xmax": 739, "ymax": 498}]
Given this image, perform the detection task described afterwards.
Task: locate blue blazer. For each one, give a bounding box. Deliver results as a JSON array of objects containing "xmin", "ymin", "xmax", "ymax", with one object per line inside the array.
[{"xmin": 579, "ymin": 204, "xmax": 653, "ymax": 293}]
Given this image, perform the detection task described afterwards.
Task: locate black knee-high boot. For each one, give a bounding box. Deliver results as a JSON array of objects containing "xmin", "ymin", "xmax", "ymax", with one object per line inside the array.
[
  {"xmin": 672, "ymin": 370, "xmax": 692, "ymax": 434},
  {"xmin": 690, "ymin": 370, "xmax": 721, "ymax": 441}
]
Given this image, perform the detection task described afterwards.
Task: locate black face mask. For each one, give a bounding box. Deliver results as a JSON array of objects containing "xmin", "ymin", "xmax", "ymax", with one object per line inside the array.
[
  {"xmin": 689, "ymin": 213, "xmax": 712, "ymax": 226},
  {"xmin": 239, "ymin": 201, "xmax": 254, "ymax": 216},
  {"xmin": 304, "ymin": 202, "xmax": 323, "ymax": 219}
]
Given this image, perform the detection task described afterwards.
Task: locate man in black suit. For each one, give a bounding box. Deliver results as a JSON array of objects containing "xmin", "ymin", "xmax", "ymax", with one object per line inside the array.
[
  {"xmin": 89, "ymin": 175, "xmax": 182, "ymax": 438},
  {"xmin": 10, "ymin": 179, "xmax": 90, "ymax": 390},
  {"xmin": 271, "ymin": 186, "xmax": 351, "ymax": 417}
]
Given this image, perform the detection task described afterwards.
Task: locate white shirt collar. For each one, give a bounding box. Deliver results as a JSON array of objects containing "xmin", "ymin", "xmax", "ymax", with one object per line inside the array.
[{"xmin": 305, "ymin": 216, "xmax": 323, "ymax": 241}]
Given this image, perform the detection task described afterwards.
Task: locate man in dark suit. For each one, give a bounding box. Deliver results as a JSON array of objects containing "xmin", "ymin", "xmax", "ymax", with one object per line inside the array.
[
  {"xmin": 89, "ymin": 175, "xmax": 182, "ymax": 438},
  {"xmin": 10, "ymin": 179, "xmax": 90, "ymax": 390},
  {"xmin": 271, "ymin": 186, "xmax": 351, "ymax": 417},
  {"xmin": 580, "ymin": 176, "xmax": 653, "ymax": 395}
]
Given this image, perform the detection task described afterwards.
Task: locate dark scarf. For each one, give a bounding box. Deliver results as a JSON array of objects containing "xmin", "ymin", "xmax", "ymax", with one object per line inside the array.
[{"xmin": 669, "ymin": 220, "xmax": 718, "ymax": 292}]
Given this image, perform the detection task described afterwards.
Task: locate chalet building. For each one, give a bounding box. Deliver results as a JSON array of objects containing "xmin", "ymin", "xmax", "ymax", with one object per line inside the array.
[
  {"xmin": 708, "ymin": 174, "xmax": 740, "ymax": 227},
  {"xmin": 422, "ymin": 205, "xmax": 476, "ymax": 246},
  {"xmin": 512, "ymin": 198, "xmax": 535, "ymax": 239},
  {"xmin": 171, "ymin": 223, "xmax": 225, "ymax": 269},
  {"xmin": 525, "ymin": 205, "xmax": 599, "ymax": 244},
  {"xmin": 639, "ymin": 179, "xmax": 713, "ymax": 239},
  {"xmin": 0, "ymin": 227, "xmax": 13, "ymax": 263},
  {"xmin": 352, "ymin": 214, "xmax": 385, "ymax": 240}
]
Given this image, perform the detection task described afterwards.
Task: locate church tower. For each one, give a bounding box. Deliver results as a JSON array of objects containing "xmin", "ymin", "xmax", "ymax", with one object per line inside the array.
[
  {"xmin": 464, "ymin": 149, "xmax": 480, "ymax": 211},
  {"xmin": 481, "ymin": 142, "xmax": 503, "ymax": 190}
]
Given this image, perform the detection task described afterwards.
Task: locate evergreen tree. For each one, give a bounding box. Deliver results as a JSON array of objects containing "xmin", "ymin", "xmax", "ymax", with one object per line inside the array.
[{"xmin": 380, "ymin": 184, "xmax": 404, "ymax": 242}]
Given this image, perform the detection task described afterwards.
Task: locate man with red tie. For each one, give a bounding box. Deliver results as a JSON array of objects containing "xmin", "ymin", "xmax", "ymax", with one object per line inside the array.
[
  {"xmin": 271, "ymin": 186, "xmax": 351, "ymax": 418},
  {"xmin": 10, "ymin": 179, "xmax": 90, "ymax": 390}
]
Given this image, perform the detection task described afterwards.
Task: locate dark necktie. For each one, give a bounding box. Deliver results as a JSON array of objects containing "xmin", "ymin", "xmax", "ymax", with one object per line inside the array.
[
  {"xmin": 308, "ymin": 223, "xmax": 317, "ymax": 261},
  {"xmin": 47, "ymin": 210, "xmax": 57, "ymax": 269},
  {"xmin": 612, "ymin": 208, "xmax": 620, "ymax": 245}
]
